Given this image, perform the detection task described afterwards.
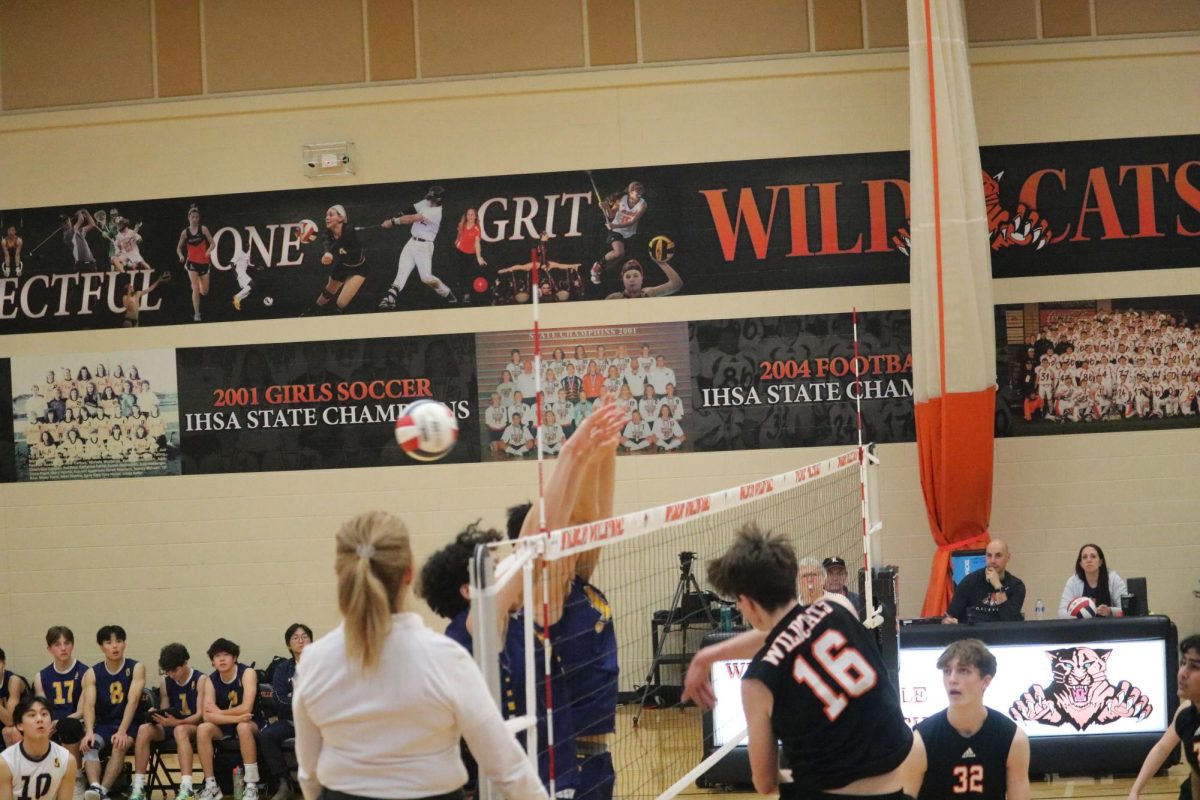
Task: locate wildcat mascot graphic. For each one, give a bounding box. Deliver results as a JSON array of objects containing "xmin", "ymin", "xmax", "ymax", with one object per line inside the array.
[{"xmin": 1008, "ymin": 646, "xmax": 1152, "ymax": 730}]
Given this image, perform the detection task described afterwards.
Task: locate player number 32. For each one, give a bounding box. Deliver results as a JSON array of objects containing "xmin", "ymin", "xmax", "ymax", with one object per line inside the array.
[{"xmin": 790, "ymin": 629, "xmax": 878, "ymax": 721}]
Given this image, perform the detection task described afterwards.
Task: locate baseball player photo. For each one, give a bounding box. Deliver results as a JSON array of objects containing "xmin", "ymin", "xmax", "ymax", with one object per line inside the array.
[{"xmin": 377, "ymin": 186, "xmax": 455, "ymax": 309}]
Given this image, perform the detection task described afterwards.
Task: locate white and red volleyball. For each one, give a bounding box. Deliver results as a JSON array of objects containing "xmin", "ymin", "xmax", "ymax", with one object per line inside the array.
[
  {"xmin": 394, "ymin": 400, "xmax": 459, "ymax": 462},
  {"xmin": 1067, "ymin": 596, "xmax": 1099, "ymax": 619},
  {"xmin": 298, "ymin": 219, "xmax": 319, "ymax": 243}
]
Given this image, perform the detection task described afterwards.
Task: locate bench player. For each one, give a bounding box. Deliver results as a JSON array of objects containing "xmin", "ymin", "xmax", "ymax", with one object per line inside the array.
[
  {"xmin": 130, "ymin": 644, "xmax": 206, "ymax": 800},
  {"xmin": 915, "ymin": 640, "xmax": 1029, "ymax": 800},
  {"xmin": 0, "ymin": 649, "xmax": 29, "ymax": 747},
  {"xmin": 80, "ymin": 625, "xmax": 146, "ymax": 800},
  {"xmin": 696, "ymin": 525, "xmax": 924, "ymax": 798},
  {"xmin": 0, "ymin": 696, "xmax": 78, "ymax": 800},
  {"xmin": 196, "ymin": 639, "xmax": 265, "ymax": 800},
  {"xmin": 33, "ymin": 628, "xmax": 88, "ymax": 770}
]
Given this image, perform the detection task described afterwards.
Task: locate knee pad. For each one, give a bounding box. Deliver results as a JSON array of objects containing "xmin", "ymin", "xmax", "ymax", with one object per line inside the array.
[{"xmin": 82, "ymin": 748, "xmax": 100, "ymax": 763}]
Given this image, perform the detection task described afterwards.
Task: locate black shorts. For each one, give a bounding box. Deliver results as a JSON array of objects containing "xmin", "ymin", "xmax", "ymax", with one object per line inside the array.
[
  {"xmin": 186, "ymin": 260, "xmax": 211, "ymax": 277},
  {"xmin": 330, "ymin": 260, "xmax": 367, "ymax": 283},
  {"xmin": 605, "ymin": 230, "xmax": 628, "ymax": 246}
]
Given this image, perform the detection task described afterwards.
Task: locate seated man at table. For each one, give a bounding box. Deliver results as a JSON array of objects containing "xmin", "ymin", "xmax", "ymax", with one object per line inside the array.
[{"xmin": 944, "ymin": 539, "xmax": 1026, "ymax": 624}]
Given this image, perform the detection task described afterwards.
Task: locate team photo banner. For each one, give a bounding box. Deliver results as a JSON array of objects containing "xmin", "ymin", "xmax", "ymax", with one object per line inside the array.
[
  {"xmin": 995, "ymin": 294, "xmax": 1200, "ymax": 436},
  {"xmin": 0, "ymin": 133, "xmax": 1195, "ymax": 334}
]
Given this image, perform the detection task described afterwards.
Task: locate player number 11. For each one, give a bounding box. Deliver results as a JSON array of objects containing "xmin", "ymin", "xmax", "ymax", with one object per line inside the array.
[{"xmin": 790, "ymin": 629, "xmax": 878, "ymax": 721}]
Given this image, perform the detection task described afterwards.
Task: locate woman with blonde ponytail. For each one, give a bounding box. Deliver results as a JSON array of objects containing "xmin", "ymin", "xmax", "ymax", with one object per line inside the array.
[{"xmin": 292, "ymin": 511, "xmax": 547, "ymax": 800}]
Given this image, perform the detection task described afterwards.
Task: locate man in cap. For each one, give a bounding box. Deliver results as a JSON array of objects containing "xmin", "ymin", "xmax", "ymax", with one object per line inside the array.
[{"xmin": 822, "ymin": 556, "xmax": 865, "ymax": 619}]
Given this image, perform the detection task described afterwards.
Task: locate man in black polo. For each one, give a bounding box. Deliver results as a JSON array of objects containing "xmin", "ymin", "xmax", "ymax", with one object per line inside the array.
[{"xmin": 945, "ymin": 539, "xmax": 1026, "ymax": 624}]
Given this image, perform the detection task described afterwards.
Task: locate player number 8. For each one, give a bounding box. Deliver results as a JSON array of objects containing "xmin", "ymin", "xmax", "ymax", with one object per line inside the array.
[{"xmin": 790, "ymin": 629, "xmax": 878, "ymax": 721}]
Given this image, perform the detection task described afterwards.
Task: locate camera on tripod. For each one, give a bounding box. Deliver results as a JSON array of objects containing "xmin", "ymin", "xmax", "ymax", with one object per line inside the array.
[{"xmin": 678, "ymin": 551, "xmax": 697, "ymax": 574}]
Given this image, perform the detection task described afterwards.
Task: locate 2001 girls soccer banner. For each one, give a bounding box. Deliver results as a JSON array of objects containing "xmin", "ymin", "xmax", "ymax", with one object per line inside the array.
[
  {"xmin": 0, "ymin": 134, "xmax": 1195, "ymax": 334},
  {"xmin": 175, "ymin": 335, "xmax": 479, "ymax": 473},
  {"xmin": 994, "ymin": 294, "xmax": 1200, "ymax": 437}
]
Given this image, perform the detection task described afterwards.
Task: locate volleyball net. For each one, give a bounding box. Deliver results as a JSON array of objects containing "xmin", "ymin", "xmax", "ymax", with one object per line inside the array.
[{"xmin": 469, "ymin": 445, "xmax": 882, "ymax": 800}]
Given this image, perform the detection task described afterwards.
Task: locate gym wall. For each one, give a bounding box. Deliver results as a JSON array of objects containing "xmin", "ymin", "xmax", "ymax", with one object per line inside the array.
[{"xmin": 0, "ymin": 1, "xmax": 1197, "ymax": 677}]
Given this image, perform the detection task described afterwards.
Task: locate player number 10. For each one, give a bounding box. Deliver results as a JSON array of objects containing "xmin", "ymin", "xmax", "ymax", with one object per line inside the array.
[{"xmin": 790, "ymin": 630, "xmax": 878, "ymax": 721}]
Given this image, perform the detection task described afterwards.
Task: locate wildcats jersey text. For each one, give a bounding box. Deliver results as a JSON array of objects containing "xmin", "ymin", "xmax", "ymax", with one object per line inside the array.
[
  {"xmin": 743, "ymin": 600, "xmax": 912, "ymax": 793},
  {"xmin": 916, "ymin": 708, "xmax": 1016, "ymax": 800}
]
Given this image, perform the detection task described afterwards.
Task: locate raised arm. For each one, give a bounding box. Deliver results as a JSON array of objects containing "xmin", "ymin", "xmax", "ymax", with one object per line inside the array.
[{"xmin": 645, "ymin": 257, "xmax": 683, "ymax": 298}]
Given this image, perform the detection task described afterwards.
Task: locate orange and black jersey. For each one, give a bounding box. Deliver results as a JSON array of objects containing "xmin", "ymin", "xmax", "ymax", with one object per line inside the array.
[
  {"xmin": 916, "ymin": 708, "xmax": 1015, "ymax": 800},
  {"xmin": 743, "ymin": 600, "xmax": 912, "ymax": 792}
]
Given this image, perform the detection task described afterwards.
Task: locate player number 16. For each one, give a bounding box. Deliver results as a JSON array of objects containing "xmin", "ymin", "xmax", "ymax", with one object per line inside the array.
[{"xmin": 790, "ymin": 629, "xmax": 878, "ymax": 721}]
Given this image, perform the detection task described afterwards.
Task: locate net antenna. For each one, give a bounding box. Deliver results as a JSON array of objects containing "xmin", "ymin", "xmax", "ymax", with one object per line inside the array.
[{"xmin": 852, "ymin": 307, "xmax": 885, "ymax": 629}]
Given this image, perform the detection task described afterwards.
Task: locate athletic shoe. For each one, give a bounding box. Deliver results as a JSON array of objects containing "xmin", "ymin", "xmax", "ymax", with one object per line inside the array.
[
  {"xmin": 445, "ymin": 294, "xmax": 457, "ymax": 304},
  {"xmin": 175, "ymin": 788, "xmax": 196, "ymax": 800},
  {"xmin": 129, "ymin": 787, "xmax": 146, "ymax": 800},
  {"xmin": 461, "ymin": 293, "xmax": 472, "ymax": 304},
  {"xmin": 233, "ymin": 297, "xmax": 242, "ymax": 311},
  {"xmin": 197, "ymin": 783, "xmax": 222, "ymax": 800},
  {"xmin": 1, "ymin": 266, "xmax": 8, "ymax": 277},
  {"xmin": 83, "ymin": 785, "xmax": 104, "ymax": 800},
  {"xmin": 377, "ymin": 292, "xmax": 397, "ymax": 310},
  {"xmin": 590, "ymin": 262, "xmax": 602, "ymax": 285},
  {"xmin": 243, "ymin": 783, "xmax": 259, "ymax": 800},
  {"xmin": 193, "ymin": 313, "xmax": 202, "ymax": 322},
  {"xmin": 15, "ymin": 263, "xmax": 23, "ymax": 277}
]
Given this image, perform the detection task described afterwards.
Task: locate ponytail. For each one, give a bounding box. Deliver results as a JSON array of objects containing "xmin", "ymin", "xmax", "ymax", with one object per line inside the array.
[{"xmin": 335, "ymin": 511, "xmax": 412, "ymax": 669}]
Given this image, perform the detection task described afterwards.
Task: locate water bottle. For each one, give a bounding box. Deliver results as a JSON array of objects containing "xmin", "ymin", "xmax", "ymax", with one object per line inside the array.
[
  {"xmin": 719, "ymin": 605, "xmax": 732, "ymax": 632},
  {"xmin": 233, "ymin": 766, "xmax": 244, "ymax": 800},
  {"xmin": 1034, "ymin": 598, "xmax": 1045, "ymax": 620}
]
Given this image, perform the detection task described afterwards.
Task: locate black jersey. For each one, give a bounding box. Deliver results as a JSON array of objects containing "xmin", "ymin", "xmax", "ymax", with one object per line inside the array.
[
  {"xmin": 324, "ymin": 227, "xmax": 364, "ymax": 268},
  {"xmin": 743, "ymin": 600, "xmax": 912, "ymax": 792},
  {"xmin": 1176, "ymin": 704, "xmax": 1200, "ymax": 775},
  {"xmin": 916, "ymin": 708, "xmax": 1016, "ymax": 800}
]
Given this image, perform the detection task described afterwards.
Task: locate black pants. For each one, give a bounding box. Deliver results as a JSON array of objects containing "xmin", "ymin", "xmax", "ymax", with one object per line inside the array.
[{"xmin": 257, "ymin": 719, "xmax": 294, "ymax": 780}]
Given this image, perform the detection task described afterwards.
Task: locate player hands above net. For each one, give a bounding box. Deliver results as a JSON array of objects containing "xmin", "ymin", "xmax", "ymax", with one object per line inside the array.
[
  {"xmin": 688, "ymin": 525, "xmax": 924, "ymax": 800},
  {"xmin": 419, "ymin": 399, "xmax": 626, "ymax": 798}
]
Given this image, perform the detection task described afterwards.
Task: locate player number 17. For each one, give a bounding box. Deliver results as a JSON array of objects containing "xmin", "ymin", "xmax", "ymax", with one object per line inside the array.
[{"xmin": 790, "ymin": 629, "xmax": 878, "ymax": 721}]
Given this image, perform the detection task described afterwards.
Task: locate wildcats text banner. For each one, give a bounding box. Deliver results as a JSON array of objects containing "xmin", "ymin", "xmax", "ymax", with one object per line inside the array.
[{"xmin": 0, "ymin": 134, "xmax": 1194, "ymax": 333}]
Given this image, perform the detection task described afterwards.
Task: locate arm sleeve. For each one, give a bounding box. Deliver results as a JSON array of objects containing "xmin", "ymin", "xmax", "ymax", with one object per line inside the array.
[
  {"xmin": 946, "ymin": 575, "xmax": 970, "ymax": 621},
  {"xmin": 273, "ymin": 662, "xmax": 294, "ymax": 718},
  {"xmin": 1058, "ymin": 576, "xmax": 1077, "ymax": 618},
  {"xmin": 292, "ymin": 683, "xmax": 323, "ymax": 800},
  {"xmin": 1000, "ymin": 579, "xmax": 1026, "ymax": 621},
  {"xmin": 443, "ymin": 647, "xmax": 547, "ymax": 800}
]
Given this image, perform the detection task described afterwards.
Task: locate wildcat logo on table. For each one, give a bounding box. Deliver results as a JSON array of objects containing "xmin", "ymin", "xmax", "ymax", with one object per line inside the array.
[{"xmin": 1007, "ymin": 646, "xmax": 1152, "ymax": 731}]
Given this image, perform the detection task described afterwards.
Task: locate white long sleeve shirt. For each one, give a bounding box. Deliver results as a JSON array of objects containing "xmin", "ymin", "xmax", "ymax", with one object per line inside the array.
[
  {"xmin": 1057, "ymin": 571, "xmax": 1128, "ymax": 618},
  {"xmin": 293, "ymin": 613, "xmax": 546, "ymax": 800}
]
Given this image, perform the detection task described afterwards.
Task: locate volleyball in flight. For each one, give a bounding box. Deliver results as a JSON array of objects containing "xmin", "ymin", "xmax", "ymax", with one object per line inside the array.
[{"xmin": 394, "ymin": 400, "xmax": 459, "ymax": 462}]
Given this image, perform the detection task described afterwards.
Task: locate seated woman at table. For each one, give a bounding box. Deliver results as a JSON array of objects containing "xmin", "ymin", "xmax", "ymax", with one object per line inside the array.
[{"xmin": 1058, "ymin": 543, "xmax": 1127, "ymax": 618}]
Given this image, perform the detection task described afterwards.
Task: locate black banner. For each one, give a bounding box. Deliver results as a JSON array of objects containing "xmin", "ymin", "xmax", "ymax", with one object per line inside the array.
[
  {"xmin": 0, "ymin": 359, "xmax": 14, "ymax": 483},
  {"xmin": 1, "ymin": 134, "xmax": 1195, "ymax": 334},
  {"xmin": 995, "ymin": 295, "xmax": 1200, "ymax": 436},
  {"xmin": 688, "ymin": 311, "xmax": 916, "ymax": 450},
  {"xmin": 175, "ymin": 335, "xmax": 479, "ymax": 474}
]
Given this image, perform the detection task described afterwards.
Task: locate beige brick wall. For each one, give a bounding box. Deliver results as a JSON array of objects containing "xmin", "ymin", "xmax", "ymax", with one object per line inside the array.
[{"xmin": 0, "ymin": 37, "xmax": 1198, "ymax": 677}]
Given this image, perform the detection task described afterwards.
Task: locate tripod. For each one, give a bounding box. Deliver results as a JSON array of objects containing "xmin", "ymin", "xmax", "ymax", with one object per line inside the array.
[{"xmin": 634, "ymin": 551, "xmax": 718, "ymax": 725}]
